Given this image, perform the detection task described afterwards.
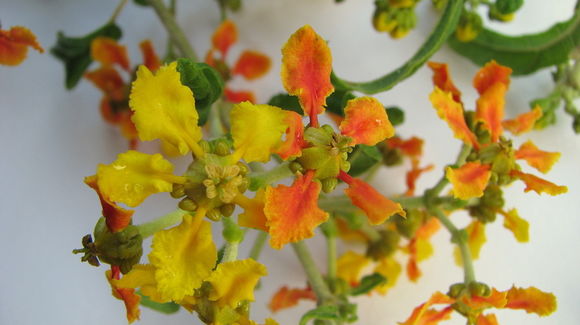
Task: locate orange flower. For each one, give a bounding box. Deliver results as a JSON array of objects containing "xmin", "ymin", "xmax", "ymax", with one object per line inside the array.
[
  {"xmin": 387, "ymin": 136, "xmax": 424, "ymax": 158},
  {"xmin": 339, "ymin": 97, "xmax": 395, "ymax": 146},
  {"xmin": 107, "ymin": 266, "xmax": 141, "ymax": 323},
  {"xmin": 139, "ymin": 40, "xmax": 161, "ymax": 71},
  {"xmin": 91, "ymin": 37, "xmax": 130, "ymax": 71},
  {"xmin": 281, "ymin": 25, "xmax": 334, "ymax": 126},
  {"xmin": 406, "ymin": 218, "xmax": 440, "ymax": 282},
  {"xmin": 275, "ymin": 111, "xmax": 306, "ymax": 160},
  {"xmin": 429, "ymin": 87, "xmax": 479, "ymax": 149},
  {"xmin": 502, "ymin": 106, "xmax": 543, "ymax": 135},
  {"xmin": 212, "ymin": 20, "xmax": 237, "ymax": 57},
  {"xmin": 510, "ymin": 170, "xmax": 567, "ymax": 196},
  {"xmin": 264, "ymin": 171, "xmax": 329, "ymax": 249},
  {"xmin": 475, "ymin": 82, "xmax": 506, "ymax": 143},
  {"xmin": 505, "ymin": 286, "xmax": 557, "ymax": 316},
  {"xmin": 515, "ymin": 140, "xmax": 560, "ymax": 174},
  {"xmin": 269, "ymin": 286, "xmax": 316, "ymax": 312},
  {"xmin": 405, "ymin": 159, "xmax": 434, "ymax": 196},
  {"xmin": 428, "ymin": 62, "xmax": 462, "ymax": 103},
  {"xmin": 225, "ymin": 88, "xmax": 257, "ymax": 104},
  {"xmin": 0, "ymin": 26, "xmax": 43, "ymax": 66},
  {"xmin": 446, "ymin": 162, "xmax": 491, "ymax": 200},
  {"xmin": 84, "ymin": 175, "xmax": 134, "ymax": 232},
  {"xmin": 473, "ymin": 61, "xmax": 512, "ymax": 95},
  {"xmin": 232, "ymin": 50, "xmax": 271, "ymax": 80}
]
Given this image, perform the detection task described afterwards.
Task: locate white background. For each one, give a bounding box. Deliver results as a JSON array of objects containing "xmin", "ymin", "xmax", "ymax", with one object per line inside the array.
[{"xmin": 1, "ymin": 0, "xmax": 579, "ymax": 324}]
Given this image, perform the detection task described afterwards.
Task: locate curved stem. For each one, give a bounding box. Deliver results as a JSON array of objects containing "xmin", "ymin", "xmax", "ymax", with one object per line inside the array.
[
  {"xmin": 109, "ymin": 0, "xmax": 129, "ymax": 23},
  {"xmin": 291, "ymin": 241, "xmax": 335, "ymax": 304},
  {"xmin": 148, "ymin": 0, "xmax": 198, "ymax": 61}
]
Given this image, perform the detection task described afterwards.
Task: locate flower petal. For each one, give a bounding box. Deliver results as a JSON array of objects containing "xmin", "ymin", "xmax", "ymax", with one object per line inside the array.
[
  {"xmin": 96, "ymin": 150, "xmax": 184, "ymax": 207},
  {"xmin": 463, "ymin": 288, "xmax": 507, "ymax": 309},
  {"xmin": 473, "ymin": 60, "xmax": 511, "ymax": 95},
  {"xmin": 91, "ymin": 37, "xmax": 130, "ymax": 71},
  {"xmin": 515, "ymin": 140, "xmax": 560, "ymax": 174},
  {"xmin": 374, "ymin": 258, "xmax": 402, "ymax": 295},
  {"xmin": 341, "ymin": 172, "xmax": 405, "ymax": 225},
  {"xmin": 455, "ymin": 221, "xmax": 486, "ymax": 265},
  {"xmin": 511, "ymin": 170, "xmax": 567, "ymax": 196},
  {"xmin": 398, "ymin": 292, "xmax": 455, "ymax": 325},
  {"xmin": 139, "ymin": 40, "xmax": 161, "ymax": 71},
  {"xmin": 268, "ymin": 286, "xmax": 316, "ymax": 312},
  {"xmin": 85, "ymin": 67, "xmax": 126, "ymax": 100},
  {"xmin": 264, "ymin": 171, "xmax": 329, "ymax": 249},
  {"xmin": 429, "ymin": 87, "xmax": 479, "ymax": 149},
  {"xmin": 225, "ymin": 88, "xmax": 257, "ymax": 104},
  {"xmin": 446, "ymin": 162, "xmax": 491, "ymax": 200},
  {"xmin": 106, "ymin": 269, "xmax": 141, "ymax": 323},
  {"xmin": 0, "ymin": 26, "xmax": 43, "ymax": 66},
  {"xmin": 339, "ymin": 97, "xmax": 395, "ymax": 145},
  {"xmin": 275, "ymin": 111, "xmax": 306, "ymax": 160},
  {"xmin": 232, "ymin": 50, "xmax": 271, "ymax": 80},
  {"xmin": 129, "ymin": 62, "xmax": 203, "ymax": 156},
  {"xmin": 206, "ymin": 259, "xmax": 267, "ymax": 308},
  {"xmin": 149, "ymin": 214, "xmax": 217, "ymax": 301},
  {"xmin": 281, "ymin": 25, "xmax": 334, "ymax": 124},
  {"xmin": 231, "ymin": 101, "xmax": 289, "ymax": 162},
  {"xmin": 504, "ymin": 286, "xmax": 557, "ymax": 316},
  {"xmin": 387, "ymin": 136, "xmax": 424, "ymax": 157},
  {"xmin": 476, "ymin": 314, "xmax": 499, "ymax": 325},
  {"xmin": 212, "ymin": 20, "xmax": 237, "ymax": 57},
  {"xmin": 428, "ymin": 62, "xmax": 462, "ymax": 103},
  {"xmin": 500, "ymin": 209, "xmax": 529, "ymax": 243},
  {"xmin": 405, "ymin": 159, "xmax": 434, "ymax": 196},
  {"xmin": 337, "ymin": 251, "xmax": 371, "ymax": 286},
  {"xmin": 84, "ymin": 175, "xmax": 134, "ymax": 232},
  {"xmin": 235, "ymin": 191, "xmax": 268, "ymax": 232},
  {"xmin": 476, "ymin": 82, "xmax": 506, "ymax": 143},
  {"xmin": 502, "ymin": 106, "xmax": 542, "ymax": 135}
]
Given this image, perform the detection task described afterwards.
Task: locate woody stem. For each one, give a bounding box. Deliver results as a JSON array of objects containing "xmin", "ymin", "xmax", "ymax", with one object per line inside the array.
[{"xmin": 148, "ymin": 0, "xmax": 198, "ymax": 61}]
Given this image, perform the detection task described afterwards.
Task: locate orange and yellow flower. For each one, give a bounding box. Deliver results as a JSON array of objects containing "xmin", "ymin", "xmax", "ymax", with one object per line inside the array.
[{"xmin": 0, "ymin": 26, "xmax": 43, "ymax": 66}]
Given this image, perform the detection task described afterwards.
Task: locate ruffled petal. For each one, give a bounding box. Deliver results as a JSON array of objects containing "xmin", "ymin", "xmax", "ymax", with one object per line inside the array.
[
  {"xmin": 339, "ymin": 97, "xmax": 395, "ymax": 145},
  {"xmin": 0, "ymin": 26, "xmax": 43, "ymax": 66},
  {"xmin": 232, "ymin": 50, "xmax": 271, "ymax": 80},
  {"xmin": 511, "ymin": 170, "xmax": 567, "ymax": 196},
  {"xmin": 374, "ymin": 258, "xmax": 402, "ymax": 295},
  {"xmin": 476, "ymin": 82, "xmax": 506, "ymax": 143},
  {"xmin": 398, "ymin": 292, "xmax": 455, "ymax": 325},
  {"xmin": 514, "ymin": 140, "xmax": 560, "ymax": 174},
  {"xmin": 275, "ymin": 111, "xmax": 305, "ymax": 160},
  {"xmin": 106, "ymin": 269, "xmax": 141, "ymax": 323},
  {"xmin": 387, "ymin": 136, "xmax": 424, "ymax": 157},
  {"xmin": 337, "ymin": 251, "xmax": 370, "ymax": 286},
  {"xmin": 462, "ymin": 288, "xmax": 507, "ymax": 309},
  {"xmin": 476, "ymin": 314, "xmax": 499, "ymax": 325},
  {"xmin": 428, "ymin": 62, "xmax": 462, "ymax": 103},
  {"xmin": 84, "ymin": 175, "xmax": 134, "ymax": 232},
  {"xmin": 91, "ymin": 37, "xmax": 130, "ymax": 71},
  {"xmin": 504, "ymin": 286, "xmax": 557, "ymax": 316},
  {"xmin": 268, "ymin": 286, "xmax": 316, "ymax": 312},
  {"xmin": 500, "ymin": 209, "xmax": 529, "ymax": 243},
  {"xmin": 446, "ymin": 162, "xmax": 491, "ymax": 200},
  {"xmin": 85, "ymin": 67, "xmax": 126, "ymax": 100},
  {"xmin": 473, "ymin": 60, "xmax": 511, "ymax": 95},
  {"xmin": 429, "ymin": 87, "xmax": 479, "ymax": 149},
  {"xmin": 502, "ymin": 106, "xmax": 542, "ymax": 135},
  {"xmin": 139, "ymin": 40, "xmax": 161, "ymax": 71},
  {"xmin": 235, "ymin": 191, "xmax": 268, "ymax": 232},
  {"xmin": 206, "ymin": 259, "xmax": 267, "ymax": 308}
]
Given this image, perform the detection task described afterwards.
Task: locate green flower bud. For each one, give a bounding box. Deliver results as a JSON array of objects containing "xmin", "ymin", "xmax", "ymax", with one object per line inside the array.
[
  {"xmin": 393, "ymin": 210, "xmax": 423, "ymax": 238},
  {"xmin": 456, "ymin": 11, "xmax": 483, "ymax": 42},
  {"xmin": 289, "ymin": 161, "xmax": 305, "ymax": 175},
  {"xmin": 468, "ymin": 281, "xmax": 491, "ymax": 297},
  {"xmin": 214, "ymin": 140, "xmax": 231, "ymax": 156},
  {"xmin": 199, "ymin": 140, "xmax": 212, "ymax": 153},
  {"xmin": 94, "ymin": 225, "xmax": 143, "ymax": 274},
  {"xmin": 220, "ymin": 203, "xmax": 236, "ymax": 217},
  {"xmin": 207, "ymin": 209, "xmax": 222, "ymax": 221},
  {"xmin": 171, "ymin": 183, "xmax": 186, "ymax": 198},
  {"xmin": 321, "ymin": 177, "xmax": 338, "ymax": 193},
  {"xmin": 366, "ymin": 229, "xmax": 401, "ymax": 260},
  {"xmin": 448, "ymin": 282, "xmax": 466, "ymax": 298},
  {"xmin": 178, "ymin": 198, "xmax": 198, "ymax": 211},
  {"xmin": 495, "ymin": 0, "xmax": 523, "ymax": 15}
]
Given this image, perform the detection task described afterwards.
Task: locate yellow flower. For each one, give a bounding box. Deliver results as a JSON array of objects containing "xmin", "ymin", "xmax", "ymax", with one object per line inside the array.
[
  {"xmin": 96, "ymin": 150, "xmax": 185, "ymax": 207},
  {"xmin": 446, "ymin": 162, "xmax": 491, "ymax": 200},
  {"xmin": 337, "ymin": 251, "xmax": 370, "ymax": 286},
  {"xmin": 373, "ymin": 258, "xmax": 402, "ymax": 295},
  {"xmin": 129, "ymin": 62, "xmax": 204, "ymax": 157},
  {"xmin": 500, "ymin": 209, "xmax": 529, "ymax": 243},
  {"xmin": 206, "ymin": 258, "xmax": 267, "ymax": 308}
]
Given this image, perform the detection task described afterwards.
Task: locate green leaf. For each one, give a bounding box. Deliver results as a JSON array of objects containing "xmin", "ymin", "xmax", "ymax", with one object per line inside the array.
[
  {"xmin": 176, "ymin": 58, "xmax": 224, "ymax": 125},
  {"xmin": 386, "ymin": 106, "xmax": 405, "ymax": 126},
  {"xmin": 495, "ymin": 0, "xmax": 523, "ymax": 15},
  {"xmin": 331, "ymin": 0, "xmax": 464, "ymax": 94},
  {"xmin": 299, "ymin": 305, "xmax": 341, "ymax": 325},
  {"xmin": 350, "ymin": 273, "xmax": 387, "ymax": 296},
  {"xmin": 449, "ymin": 4, "xmax": 580, "ymax": 75},
  {"xmin": 133, "ymin": 0, "xmax": 150, "ymax": 6},
  {"xmin": 267, "ymin": 93, "xmax": 302, "ymax": 114},
  {"xmin": 325, "ymin": 90, "xmax": 357, "ymax": 116},
  {"xmin": 51, "ymin": 23, "xmax": 122, "ymax": 89},
  {"xmin": 137, "ymin": 291, "xmax": 180, "ymax": 314},
  {"xmin": 348, "ymin": 144, "xmax": 382, "ymax": 176}
]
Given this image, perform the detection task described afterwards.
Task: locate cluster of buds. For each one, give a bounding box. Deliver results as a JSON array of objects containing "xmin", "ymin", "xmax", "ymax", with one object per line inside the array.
[{"xmin": 372, "ymin": 0, "xmax": 419, "ymax": 39}]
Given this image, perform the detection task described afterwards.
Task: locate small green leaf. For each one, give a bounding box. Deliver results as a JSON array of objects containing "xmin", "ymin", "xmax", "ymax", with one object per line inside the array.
[
  {"xmin": 267, "ymin": 93, "xmax": 302, "ymax": 114},
  {"xmin": 449, "ymin": 4, "xmax": 580, "ymax": 75},
  {"xmin": 325, "ymin": 90, "xmax": 356, "ymax": 116},
  {"xmin": 495, "ymin": 0, "xmax": 523, "ymax": 15},
  {"xmin": 386, "ymin": 106, "xmax": 405, "ymax": 126},
  {"xmin": 176, "ymin": 59, "xmax": 224, "ymax": 125},
  {"xmin": 137, "ymin": 291, "xmax": 180, "ymax": 314},
  {"xmin": 51, "ymin": 23, "xmax": 122, "ymax": 89},
  {"xmin": 299, "ymin": 305, "xmax": 341, "ymax": 325},
  {"xmin": 133, "ymin": 0, "xmax": 150, "ymax": 6},
  {"xmin": 350, "ymin": 273, "xmax": 387, "ymax": 296},
  {"xmin": 348, "ymin": 144, "xmax": 382, "ymax": 176}
]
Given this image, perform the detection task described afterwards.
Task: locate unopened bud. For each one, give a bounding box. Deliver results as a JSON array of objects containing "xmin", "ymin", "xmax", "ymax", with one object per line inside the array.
[
  {"xmin": 171, "ymin": 183, "xmax": 186, "ymax": 198},
  {"xmin": 456, "ymin": 11, "xmax": 482, "ymax": 42},
  {"xmin": 178, "ymin": 198, "xmax": 198, "ymax": 211},
  {"xmin": 321, "ymin": 178, "xmax": 338, "ymax": 193}
]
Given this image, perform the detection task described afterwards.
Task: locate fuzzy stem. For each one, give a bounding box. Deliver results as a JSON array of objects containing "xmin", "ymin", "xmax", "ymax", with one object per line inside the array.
[
  {"xmin": 249, "ymin": 231, "xmax": 268, "ymax": 260},
  {"xmin": 148, "ymin": 0, "xmax": 198, "ymax": 61},
  {"xmin": 291, "ymin": 241, "xmax": 335, "ymax": 304},
  {"xmin": 136, "ymin": 209, "xmax": 188, "ymax": 238},
  {"xmin": 222, "ymin": 240, "xmax": 239, "ymax": 262}
]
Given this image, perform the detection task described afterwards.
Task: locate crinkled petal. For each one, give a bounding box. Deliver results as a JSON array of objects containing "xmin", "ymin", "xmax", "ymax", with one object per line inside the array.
[
  {"xmin": 149, "ymin": 214, "xmax": 217, "ymax": 301},
  {"xmin": 428, "ymin": 62, "xmax": 462, "ymax": 103},
  {"xmin": 398, "ymin": 292, "xmax": 455, "ymax": 325},
  {"xmin": 455, "ymin": 221, "xmax": 486, "ymax": 265},
  {"xmin": 502, "ymin": 106, "xmax": 542, "ymax": 135},
  {"xmin": 463, "ymin": 288, "xmax": 507, "ymax": 310},
  {"xmin": 515, "ymin": 140, "xmax": 560, "ymax": 174},
  {"xmin": 91, "ymin": 37, "xmax": 130, "ymax": 71},
  {"xmin": 212, "ymin": 20, "xmax": 237, "ymax": 57},
  {"xmin": 500, "ymin": 209, "xmax": 529, "ymax": 243},
  {"xmin": 264, "ymin": 171, "xmax": 329, "ymax": 249},
  {"xmin": 476, "ymin": 314, "xmax": 499, "ymax": 325},
  {"xmin": 225, "ymin": 88, "xmax": 257, "ymax": 104},
  {"xmin": 387, "ymin": 136, "xmax": 424, "ymax": 157},
  {"xmin": 374, "ymin": 258, "xmax": 402, "ymax": 295},
  {"xmin": 115, "ymin": 264, "xmax": 166, "ymax": 303},
  {"xmin": 504, "ymin": 286, "xmax": 557, "ymax": 316},
  {"xmin": 511, "ymin": 170, "xmax": 567, "ymax": 196},
  {"xmin": 84, "ymin": 175, "xmax": 134, "ymax": 232},
  {"xmin": 232, "ymin": 50, "xmax": 271, "ymax": 80},
  {"xmin": 429, "ymin": 87, "xmax": 479, "ymax": 149},
  {"xmin": 206, "ymin": 259, "xmax": 267, "ymax": 308},
  {"xmin": 268, "ymin": 286, "xmax": 316, "ymax": 313},
  {"xmin": 446, "ymin": 162, "xmax": 491, "ymax": 200},
  {"xmin": 235, "ymin": 191, "xmax": 268, "ymax": 232},
  {"xmin": 231, "ymin": 101, "xmax": 289, "ymax": 162},
  {"xmin": 0, "ymin": 26, "xmax": 43, "ymax": 66},
  {"xmin": 96, "ymin": 150, "xmax": 184, "ymax": 207},
  {"xmin": 106, "ymin": 269, "xmax": 141, "ymax": 323},
  {"xmin": 139, "ymin": 40, "xmax": 161, "ymax": 71},
  {"xmin": 473, "ymin": 60, "xmax": 512, "ymax": 95},
  {"xmin": 85, "ymin": 67, "xmax": 126, "ymax": 100},
  {"xmin": 281, "ymin": 25, "xmax": 333, "ymax": 122},
  {"xmin": 476, "ymin": 82, "xmax": 506, "ymax": 143},
  {"xmin": 129, "ymin": 62, "xmax": 202, "ymax": 156},
  {"xmin": 339, "ymin": 97, "xmax": 395, "ymax": 145},
  {"xmin": 337, "ymin": 251, "xmax": 370, "ymax": 286},
  {"xmin": 275, "ymin": 111, "xmax": 305, "ymax": 160}
]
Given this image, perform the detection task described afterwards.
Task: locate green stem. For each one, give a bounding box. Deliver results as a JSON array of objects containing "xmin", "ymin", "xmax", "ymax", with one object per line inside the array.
[
  {"xmin": 109, "ymin": 0, "xmax": 129, "ymax": 23},
  {"xmin": 248, "ymin": 162, "xmax": 293, "ymax": 191},
  {"xmin": 326, "ymin": 235, "xmax": 337, "ymax": 291},
  {"xmin": 360, "ymin": 223, "xmax": 381, "ymax": 242},
  {"xmin": 291, "ymin": 241, "xmax": 335, "ymax": 304},
  {"xmin": 148, "ymin": 0, "xmax": 198, "ymax": 61},
  {"xmin": 137, "ymin": 209, "xmax": 187, "ymax": 238},
  {"xmin": 249, "ymin": 231, "xmax": 268, "ymax": 260},
  {"xmin": 222, "ymin": 240, "xmax": 239, "ymax": 262},
  {"xmin": 164, "ymin": 0, "xmax": 178, "ymax": 61}
]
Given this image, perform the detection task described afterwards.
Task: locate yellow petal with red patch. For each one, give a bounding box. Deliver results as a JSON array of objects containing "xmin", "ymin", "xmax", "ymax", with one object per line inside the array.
[
  {"xmin": 398, "ymin": 292, "xmax": 455, "ymax": 325},
  {"xmin": 114, "ymin": 264, "xmax": 164, "ymax": 303},
  {"xmin": 374, "ymin": 258, "xmax": 402, "ymax": 295},
  {"xmin": 476, "ymin": 82, "xmax": 506, "ymax": 143},
  {"xmin": 149, "ymin": 214, "xmax": 217, "ymax": 302},
  {"xmin": 96, "ymin": 150, "xmax": 184, "ymax": 207},
  {"xmin": 337, "ymin": 251, "xmax": 370, "ymax": 286},
  {"xmin": 455, "ymin": 220, "xmax": 486, "ymax": 265},
  {"xmin": 515, "ymin": 140, "xmax": 560, "ymax": 174},
  {"xmin": 84, "ymin": 175, "xmax": 134, "ymax": 232},
  {"xmin": 0, "ymin": 26, "xmax": 43, "ymax": 66},
  {"xmin": 264, "ymin": 171, "xmax": 329, "ymax": 249},
  {"xmin": 91, "ymin": 37, "xmax": 130, "ymax": 71},
  {"xmin": 446, "ymin": 162, "xmax": 491, "ymax": 200},
  {"xmin": 206, "ymin": 259, "xmax": 267, "ymax": 308},
  {"xmin": 212, "ymin": 20, "xmax": 237, "ymax": 57},
  {"xmin": 225, "ymin": 88, "xmax": 257, "ymax": 104},
  {"xmin": 511, "ymin": 170, "xmax": 567, "ymax": 196},
  {"xmin": 500, "ymin": 209, "xmax": 529, "ymax": 243},
  {"xmin": 129, "ymin": 62, "xmax": 203, "ymax": 156},
  {"xmin": 339, "ymin": 97, "xmax": 395, "ymax": 145},
  {"xmin": 268, "ymin": 286, "xmax": 316, "ymax": 312},
  {"xmin": 429, "ymin": 87, "xmax": 479, "ymax": 149},
  {"xmin": 235, "ymin": 191, "xmax": 268, "ymax": 232},
  {"xmin": 463, "ymin": 288, "xmax": 507, "ymax": 310},
  {"xmin": 504, "ymin": 286, "xmax": 557, "ymax": 316},
  {"xmin": 502, "ymin": 106, "xmax": 542, "ymax": 135},
  {"xmin": 275, "ymin": 111, "xmax": 305, "ymax": 160},
  {"xmin": 476, "ymin": 314, "xmax": 499, "ymax": 325},
  {"xmin": 85, "ymin": 67, "xmax": 126, "ymax": 100},
  {"xmin": 428, "ymin": 62, "xmax": 462, "ymax": 103},
  {"xmin": 230, "ymin": 101, "xmax": 289, "ymax": 163},
  {"xmin": 233, "ymin": 50, "xmax": 271, "ymax": 80},
  {"xmin": 341, "ymin": 172, "xmax": 405, "ymax": 225},
  {"xmin": 106, "ymin": 269, "xmax": 141, "ymax": 323},
  {"xmin": 473, "ymin": 60, "xmax": 512, "ymax": 95},
  {"xmin": 139, "ymin": 40, "xmax": 161, "ymax": 71},
  {"xmin": 281, "ymin": 25, "xmax": 334, "ymax": 124}
]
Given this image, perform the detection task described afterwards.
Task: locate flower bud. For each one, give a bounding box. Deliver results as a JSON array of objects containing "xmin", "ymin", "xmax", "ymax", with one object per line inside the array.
[{"xmin": 456, "ymin": 11, "xmax": 482, "ymax": 42}]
